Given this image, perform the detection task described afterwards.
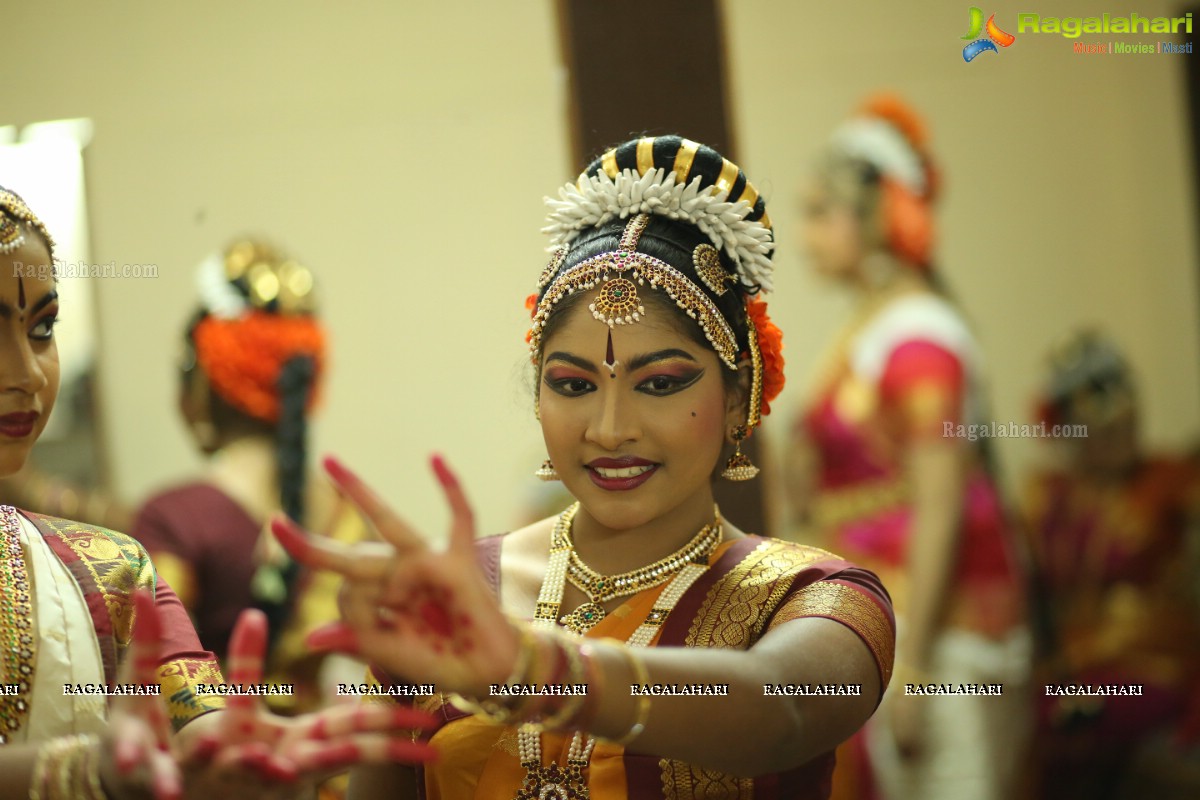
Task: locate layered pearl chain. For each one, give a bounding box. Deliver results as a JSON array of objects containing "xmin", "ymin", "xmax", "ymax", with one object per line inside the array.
[
  {"xmin": 516, "ymin": 503, "xmax": 721, "ymax": 799},
  {"xmin": 0, "ymin": 505, "xmax": 34, "ymax": 745}
]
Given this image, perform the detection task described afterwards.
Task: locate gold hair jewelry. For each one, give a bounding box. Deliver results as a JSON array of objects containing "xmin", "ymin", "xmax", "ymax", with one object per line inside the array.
[
  {"xmin": 537, "ymin": 245, "xmax": 569, "ymax": 291},
  {"xmin": 0, "ymin": 506, "xmax": 34, "ymax": 744},
  {"xmin": 0, "ymin": 214, "xmax": 22, "ymax": 255},
  {"xmin": 217, "ymin": 240, "xmax": 316, "ymax": 315},
  {"xmin": 0, "ymin": 188, "xmax": 55, "ymax": 256},
  {"xmin": 693, "ymin": 243, "xmax": 734, "ymax": 296},
  {"xmin": 745, "ymin": 309, "xmax": 765, "ymax": 431},
  {"xmin": 529, "ymin": 214, "xmax": 740, "ymax": 370},
  {"xmin": 534, "ymin": 459, "xmax": 559, "ymax": 482},
  {"xmin": 721, "ymin": 425, "xmax": 759, "ymax": 481}
]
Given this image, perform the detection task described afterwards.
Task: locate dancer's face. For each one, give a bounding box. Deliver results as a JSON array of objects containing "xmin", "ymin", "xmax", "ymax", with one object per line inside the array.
[
  {"xmin": 801, "ymin": 181, "xmax": 865, "ymax": 280},
  {"xmin": 537, "ymin": 295, "xmax": 740, "ymax": 531},
  {"xmin": 0, "ymin": 234, "xmax": 60, "ymax": 477}
]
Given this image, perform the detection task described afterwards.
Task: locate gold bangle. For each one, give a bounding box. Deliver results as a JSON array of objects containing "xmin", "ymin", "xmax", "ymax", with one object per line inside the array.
[
  {"xmin": 573, "ymin": 640, "xmax": 605, "ymax": 730},
  {"xmin": 448, "ymin": 623, "xmax": 539, "ymax": 723},
  {"xmin": 538, "ymin": 637, "xmax": 588, "ymax": 730},
  {"xmin": 608, "ymin": 643, "xmax": 650, "ymax": 747}
]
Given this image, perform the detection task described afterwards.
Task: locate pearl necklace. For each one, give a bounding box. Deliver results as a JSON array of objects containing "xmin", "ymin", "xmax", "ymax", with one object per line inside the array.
[
  {"xmin": 0, "ymin": 506, "xmax": 34, "ymax": 745},
  {"xmin": 516, "ymin": 503, "xmax": 719, "ymax": 799}
]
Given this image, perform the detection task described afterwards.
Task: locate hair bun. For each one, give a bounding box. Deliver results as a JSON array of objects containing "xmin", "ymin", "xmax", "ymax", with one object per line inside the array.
[{"xmin": 544, "ymin": 135, "xmax": 776, "ymax": 291}]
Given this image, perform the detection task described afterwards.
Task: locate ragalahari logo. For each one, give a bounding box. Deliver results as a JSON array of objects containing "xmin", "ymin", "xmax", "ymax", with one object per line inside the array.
[{"xmin": 962, "ymin": 7, "xmax": 1016, "ymax": 61}]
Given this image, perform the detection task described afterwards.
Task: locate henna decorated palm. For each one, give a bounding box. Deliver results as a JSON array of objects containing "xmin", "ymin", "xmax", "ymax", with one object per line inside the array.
[
  {"xmin": 270, "ymin": 456, "xmax": 521, "ymax": 699},
  {"xmin": 100, "ymin": 591, "xmax": 439, "ymax": 800}
]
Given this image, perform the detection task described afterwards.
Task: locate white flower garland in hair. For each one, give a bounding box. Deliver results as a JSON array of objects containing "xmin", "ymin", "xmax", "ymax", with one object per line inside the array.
[
  {"xmin": 830, "ymin": 118, "xmax": 926, "ymax": 195},
  {"xmin": 195, "ymin": 251, "xmax": 248, "ymax": 319},
  {"xmin": 543, "ymin": 167, "xmax": 776, "ymax": 292}
]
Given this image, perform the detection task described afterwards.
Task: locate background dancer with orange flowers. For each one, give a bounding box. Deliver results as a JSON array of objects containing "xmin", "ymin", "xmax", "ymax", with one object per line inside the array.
[{"xmin": 132, "ymin": 241, "xmax": 366, "ymax": 717}]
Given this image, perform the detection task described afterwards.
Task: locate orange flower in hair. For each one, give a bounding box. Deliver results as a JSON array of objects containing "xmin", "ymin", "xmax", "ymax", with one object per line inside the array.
[
  {"xmin": 858, "ymin": 93, "xmax": 940, "ymax": 203},
  {"xmin": 193, "ymin": 311, "xmax": 326, "ymax": 424},
  {"xmin": 860, "ymin": 94, "xmax": 929, "ymax": 152},
  {"xmin": 747, "ymin": 298, "xmax": 785, "ymax": 416},
  {"xmin": 523, "ymin": 293, "xmax": 538, "ymax": 344}
]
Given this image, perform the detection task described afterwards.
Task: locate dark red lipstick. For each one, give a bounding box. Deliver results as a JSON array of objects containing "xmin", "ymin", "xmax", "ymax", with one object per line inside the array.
[{"xmin": 0, "ymin": 411, "xmax": 39, "ymax": 439}]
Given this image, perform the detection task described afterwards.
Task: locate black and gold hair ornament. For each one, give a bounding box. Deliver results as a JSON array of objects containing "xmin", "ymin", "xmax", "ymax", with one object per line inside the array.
[{"xmin": 543, "ymin": 135, "xmax": 775, "ymax": 291}]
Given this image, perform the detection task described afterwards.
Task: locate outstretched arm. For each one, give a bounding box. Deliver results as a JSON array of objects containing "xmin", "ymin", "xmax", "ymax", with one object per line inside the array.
[{"xmin": 279, "ymin": 455, "xmax": 893, "ymax": 780}]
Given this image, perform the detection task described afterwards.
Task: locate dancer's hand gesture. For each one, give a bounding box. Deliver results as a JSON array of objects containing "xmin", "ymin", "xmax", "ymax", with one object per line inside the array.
[{"xmin": 271, "ymin": 456, "xmax": 521, "ymax": 698}]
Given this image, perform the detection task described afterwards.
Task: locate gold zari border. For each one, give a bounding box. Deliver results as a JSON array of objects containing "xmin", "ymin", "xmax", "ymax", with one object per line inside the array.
[
  {"xmin": 659, "ymin": 540, "xmax": 835, "ymax": 797},
  {"xmin": 767, "ymin": 581, "xmax": 895, "ymax": 688}
]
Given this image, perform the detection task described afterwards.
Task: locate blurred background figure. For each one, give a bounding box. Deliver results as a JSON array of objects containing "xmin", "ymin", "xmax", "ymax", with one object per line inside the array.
[
  {"xmin": 0, "ymin": 461, "xmax": 131, "ymax": 531},
  {"xmin": 131, "ymin": 240, "xmax": 364, "ymax": 717},
  {"xmin": 1024, "ymin": 329, "xmax": 1200, "ymax": 800},
  {"xmin": 786, "ymin": 95, "xmax": 1030, "ymax": 800}
]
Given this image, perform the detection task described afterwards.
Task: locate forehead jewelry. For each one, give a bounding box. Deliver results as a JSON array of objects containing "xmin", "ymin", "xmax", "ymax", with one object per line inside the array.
[
  {"xmin": 0, "ymin": 214, "xmax": 23, "ymax": 255},
  {"xmin": 0, "ymin": 190, "xmax": 55, "ymax": 257},
  {"xmin": 529, "ymin": 214, "xmax": 740, "ymax": 370}
]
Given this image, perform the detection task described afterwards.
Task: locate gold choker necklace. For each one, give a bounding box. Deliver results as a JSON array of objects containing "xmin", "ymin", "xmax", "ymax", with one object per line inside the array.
[{"xmin": 559, "ymin": 509, "xmax": 721, "ymax": 634}]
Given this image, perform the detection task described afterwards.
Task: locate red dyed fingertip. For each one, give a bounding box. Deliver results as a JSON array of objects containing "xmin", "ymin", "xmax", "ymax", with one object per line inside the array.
[
  {"xmin": 269, "ymin": 515, "xmax": 311, "ymax": 559},
  {"xmin": 228, "ymin": 608, "xmax": 269, "ymax": 662},
  {"xmin": 322, "ymin": 455, "xmax": 356, "ymax": 486},
  {"xmin": 393, "ymin": 706, "xmax": 439, "ymax": 730},
  {"xmin": 307, "ymin": 622, "xmax": 360, "ymax": 654},
  {"xmin": 262, "ymin": 755, "xmax": 298, "ymax": 783},
  {"xmin": 430, "ymin": 454, "xmax": 457, "ymax": 489},
  {"xmin": 388, "ymin": 739, "xmax": 440, "ymax": 763},
  {"xmin": 190, "ymin": 734, "xmax": 219, "ymax": 762}
]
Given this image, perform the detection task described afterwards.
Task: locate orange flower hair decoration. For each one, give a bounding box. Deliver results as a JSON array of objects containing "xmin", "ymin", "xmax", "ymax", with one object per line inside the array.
[
  {"xmin": 746, "ymin": 298, "xmax": 785, "ymax": 417},
  {"xmin": 191, "ymin": 241, "xmax": 326, "ymax": 425},
  {"xmin": 193, "ymin": 312, "xmax": 325, "ymax": 424},
  {"xmin": 523, "ymin": 292, "xmax": 538, "ymax": 345}
]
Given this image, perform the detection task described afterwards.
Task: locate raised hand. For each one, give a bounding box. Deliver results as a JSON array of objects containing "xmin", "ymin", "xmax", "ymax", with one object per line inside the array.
[
  {"xmin": 98, "ymin": 589, "xmax": 184, "ymax": 800},
  {"xmin": 270, "ymin": 455, "xmax": 520, "ymax": 698},
  {"xmin": 179, "ymin": 606, "xmax": 439, "ymax": 787}
]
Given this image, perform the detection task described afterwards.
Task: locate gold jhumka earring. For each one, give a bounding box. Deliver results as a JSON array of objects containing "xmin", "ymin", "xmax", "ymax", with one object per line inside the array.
[
  {"xmin": 721, "ymin": 424, "xmax": 759, "ymax": 481},
  {"xmin": 534, "ymin": 460, "xmax": 559, "ymax": 481}
]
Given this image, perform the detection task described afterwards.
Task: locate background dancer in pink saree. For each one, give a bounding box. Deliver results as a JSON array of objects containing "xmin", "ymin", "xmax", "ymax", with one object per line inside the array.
[
  {"xmin": 272, "ymin": 135, "xmax": 897, "ymax": 800},
  {"xmin": 788, "ymin": 97, "xmax": 1031, "ymax": 800}
]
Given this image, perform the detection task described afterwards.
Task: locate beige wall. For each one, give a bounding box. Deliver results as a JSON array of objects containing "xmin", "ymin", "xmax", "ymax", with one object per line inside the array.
[
  {"xmin": 724, "ymin": 1, "xmax": 1200, "ymax": 498},
  {"xmin": 5, "ymin": 1, "xmax": 1199, "ymax": 534},
  {"xmin": 7, "ymin": 1, "xmax": 572, "ymax": 537}
]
